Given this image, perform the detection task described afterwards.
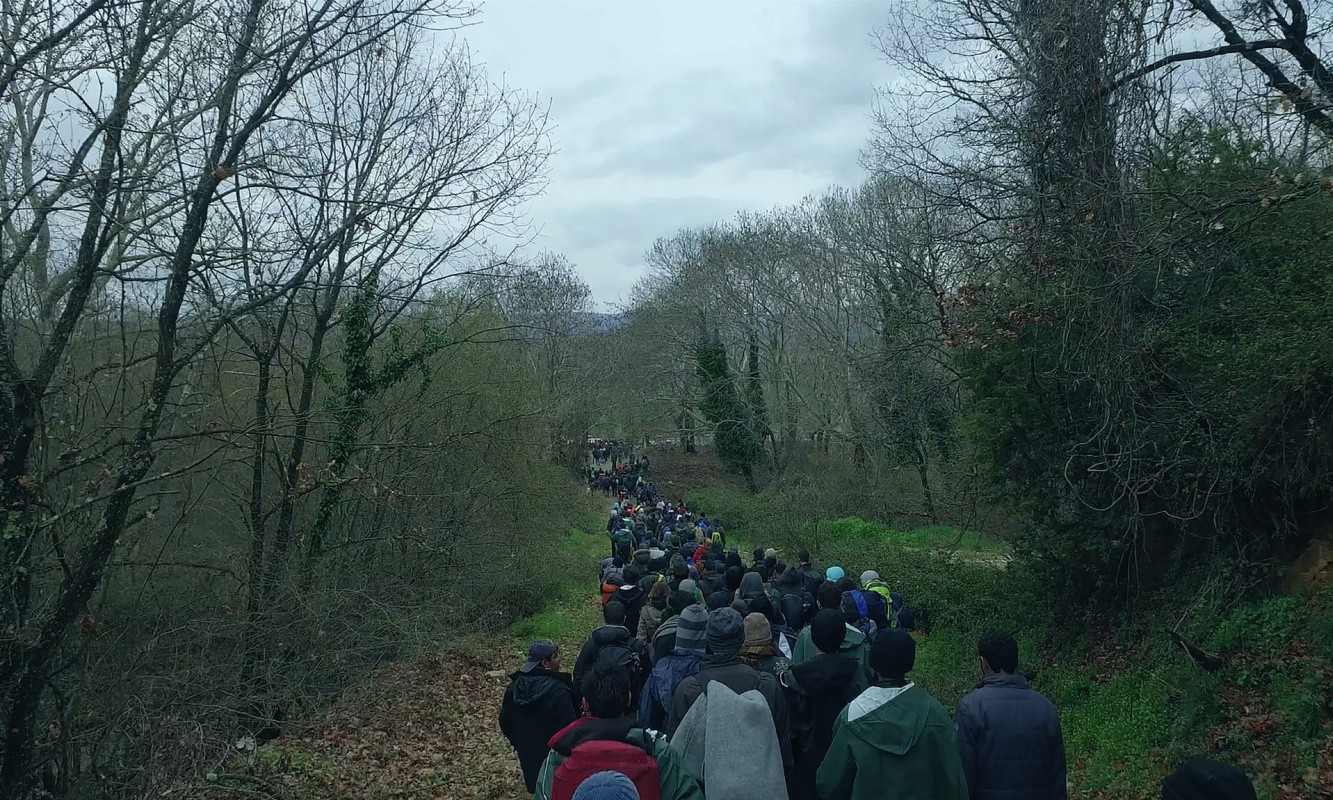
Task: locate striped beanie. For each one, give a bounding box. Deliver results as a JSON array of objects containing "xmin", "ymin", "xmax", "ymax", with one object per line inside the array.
[{"xmin": 675, "ymin": 604, "xmax": 708, "ymax": 653}]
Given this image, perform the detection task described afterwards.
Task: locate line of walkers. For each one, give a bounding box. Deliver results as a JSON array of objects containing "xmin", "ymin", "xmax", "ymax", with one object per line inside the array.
[{"xmin": 501, "ymin": 527, "xmax": 1259, "ymax": 800}]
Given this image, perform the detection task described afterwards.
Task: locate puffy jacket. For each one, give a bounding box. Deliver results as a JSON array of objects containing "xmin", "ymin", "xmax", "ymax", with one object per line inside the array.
[
  {"xmin": 955, "ymin": 672, "xmax": 1066, "ymax": 800},
  {"xmin": 498, "ymin": 668, "xmax": 577, "ymax": 793}
]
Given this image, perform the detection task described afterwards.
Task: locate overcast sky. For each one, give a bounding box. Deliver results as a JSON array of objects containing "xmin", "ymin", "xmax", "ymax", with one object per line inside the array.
[{"xmin": 462, "ymin": 1, "xmax": 896, "ymax": 309}]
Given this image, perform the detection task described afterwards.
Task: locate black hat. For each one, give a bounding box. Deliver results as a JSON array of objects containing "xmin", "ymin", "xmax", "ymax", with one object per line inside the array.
[
  {"xmin": 707, "ymin": 607, "xmax": 746, "ymax": 656},
  {"xmin": 870, "ymin": 628, "xmax": 916, "ymax": 679},
  {"xmin": 1162, "ymin": 760, "xmax": 1256, "ymax": 800},
  {"xmin": 810, "ymin": 608, "xmax": 848, "ymax": 654},
  {"xmin": 520, "ymin": 639, "xmax": 557, "ymax": 673}
]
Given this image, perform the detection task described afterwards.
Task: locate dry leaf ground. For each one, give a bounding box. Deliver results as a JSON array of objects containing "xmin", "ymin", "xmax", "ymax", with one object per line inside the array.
[{"xmin": 185, "ymin": 517, "xmax": 608, "ymax": 800}]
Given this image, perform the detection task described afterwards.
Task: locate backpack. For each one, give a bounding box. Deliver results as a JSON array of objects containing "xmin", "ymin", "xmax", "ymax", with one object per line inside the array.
[
  {"xmin": 600, "ymin": 579, "xmax": 619, "ymax": 607},
  {"xmin": 550, "ymin": 739, "xmax": 662, "ymax": 800},
  {"xmin": 594, "ymin": 639, "xmax": 648, "ymax": 691}
]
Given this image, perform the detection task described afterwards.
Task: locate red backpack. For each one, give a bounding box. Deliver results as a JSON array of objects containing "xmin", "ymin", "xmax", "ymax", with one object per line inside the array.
[{"xmin": 550, "ymin": 739, "xmax": 662, "ymax": 800}]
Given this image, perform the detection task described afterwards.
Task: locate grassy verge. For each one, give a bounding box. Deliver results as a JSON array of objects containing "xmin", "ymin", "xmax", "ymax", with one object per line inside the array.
[{"xmin": 508, "ymin": 512, "xmax": 609, "ymax": 657}]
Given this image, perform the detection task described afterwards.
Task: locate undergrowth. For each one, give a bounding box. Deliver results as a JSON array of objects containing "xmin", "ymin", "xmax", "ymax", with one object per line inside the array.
[{"xmin": 687, "ymin": 482, "xmax": 1333, "ymax": 800}]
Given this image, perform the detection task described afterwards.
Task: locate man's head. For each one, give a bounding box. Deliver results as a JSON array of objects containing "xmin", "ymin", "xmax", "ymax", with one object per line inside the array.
[
  {"xmin": 817, "ymin": 581, "xmax": 842, "ymax": 611},
  {"xmin": 676, "ymin": 605, "xmax": 709, "ymax": 654},
  {"xmin": 978, "ymin": 632, "xmax": 1019, "ymax": 675},
  {"xmin": 706, "ymin": 607, "xmax": 746, "ymax": 656},
  {"xmin": 622, "ymin": 564, "xmax": 641, "ymax": 586},
  {"xmin": 752, "ymin": 548, "xmax": 765, "ymax": 564},
  {"xmin": 825, "ymin": 565, "xmax": 845, "ymax": 582},
  {"xmin": 744, "ymin": 612, "xmax": 771, "ymax": 649},
  {"xmin": 860, "ymin": 570, "xmax": 880, "ymax": 585},
  {"xmin": 797, "ymin": 549, "xmax": 811, "ymax": 565},
  {"xmin": 603, "ymin": 600, "xmax": 626, "ymax": 627},
  {"xmin": 580, "ymin": 658, "xmax": 633, "ymax": 719},
  {"xmin": 870, "ymin": 628, "xmax": 917, "ymax": 681},
  {"xmin": 520, "ymin": 639, "xmax": 559, "ymax": 673},
  {"xmin": 810, "ymin": 609, "xmax": 847, "ymax": 655}
]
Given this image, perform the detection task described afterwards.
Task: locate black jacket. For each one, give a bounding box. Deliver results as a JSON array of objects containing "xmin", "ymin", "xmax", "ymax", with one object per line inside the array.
[
  {"xmin": 955, "ymin": 672, "xmax": 1067, "ymax": 800},
  {"xmin": 780, "ymin": 653, "xmax": 873, "ymax": 800},
  {"xmin": 498, "ymin": 667, "xmax": 577, "ymax": 793},
  {"xmin": 572, "ymin": 625, "xmax": 652, "ymax": 707},
  {"xmin": 610, "ymin": 585, "xmax": 648, "ymax": 634},
  {"xmin": 796, "ymin": 563, "xmax": 823, "ymax": 598}
]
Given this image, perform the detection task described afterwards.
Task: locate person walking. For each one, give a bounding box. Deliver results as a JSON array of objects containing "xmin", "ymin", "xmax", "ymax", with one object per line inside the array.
[
  {"xmin": 780, "ymin": 610, "xmax": 873, "ymax": 800},
  {"xmin": 954, "ymin": 632, "xmax": 1066, "ymax": 800},
  {"xmin": 639, "ymin": 604, "xmax": 709, "ymax": 731},
  {"xmin": 500, "ymin": 640, "xmax": 578, "ymax": 795},
  {"xmin": 816, "ymin": 629, "xmax": 968, "ymax": 800},
  {"xmin": 533, "ymin": 658, "xmax": 703, "ymax": 800}
]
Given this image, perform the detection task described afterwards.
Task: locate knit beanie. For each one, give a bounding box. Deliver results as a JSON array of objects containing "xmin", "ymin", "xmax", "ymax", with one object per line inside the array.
[
  {"xmin": 810, "ymin": 608, "xmax": 847, "ymax": 654},
  {"xmin": 764, "ymin": 548, "xmax": 777, "ymax": 560},
  {"xmin": 744, "ymin": 612, "xmax": 771, "ymax": 647},
  {"xmin": 707, "ymin": 591, "xmax": 731, "ymax": 611},
  {"xmin": 668, "ymin": 589, "xmax": 694, "ymax": 615},
  {"xmin": 670, "ymin": 554, "xmax": 688, "ymax": 579},
  {"xmin": 860, "ymin": 570, "xmax": 879, "ymax": 585},
  {"xmin": 675, "ymin": 604, "xmax": 709, "ymax": 653},
  {"xmin": 826, "ymin": 566, "xmax": 845, "ymax": 582},
  {"xmin": 707, "ymin": 607, "xmax": 746, "ymax": 656},
  {"xmin": 1162, "ymin": 760, "xmax": 1256, "ymax": 800},
  {"xmin": 678, "ymin": 579, "xmax": 700, "ymax": 601},
  {"xmin": 870, "ymin": 628, "xmax": 916, "ymax": 679},
  {"xmin": 572, "ymin": 770, "xmax": 641, "ymax": 800}
]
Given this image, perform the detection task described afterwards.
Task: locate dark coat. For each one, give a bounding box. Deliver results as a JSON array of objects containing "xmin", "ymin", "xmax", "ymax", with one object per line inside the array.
[
  {"xmin": 572, "ymin": 625, "xmax": 652, "ymax": 708},
  {"xmin": 610, "ymin": 584, "xmax": 648, "ymax": 635},
  {"xmin": 796, "ymin": 563, "xmax": 823, "ymax": 597},
  {"xmin": 781, "ymin": 654, "xmax": 873, "ymax": 800},
  {"xmin": 666, "ymin": 654, "xmax": 792, "ymax": 770},
  {"xmin": 498, "ymin": 667, "xmax": 577, "ymax": 793},
  {"xmin": 638, "ymin": 648, "xmax": 704, "ymax": 730},
  {"xmin": 955, "ymin": 672, "xmax": 1067, "ymax": 800}
]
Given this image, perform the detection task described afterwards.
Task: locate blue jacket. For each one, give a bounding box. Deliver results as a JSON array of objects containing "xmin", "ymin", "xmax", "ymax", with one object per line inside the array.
[
  {"xmin": 954, "ymin": 673, "xmax": 1067, "ymax": 800},
  {"xmin": 638, "ymin": 648, "xmax": 703, "ymax": 730}
]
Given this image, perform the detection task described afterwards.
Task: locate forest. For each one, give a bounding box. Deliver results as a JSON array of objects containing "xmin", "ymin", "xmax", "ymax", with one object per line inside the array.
[{"xmin": 0, "ymin": 0, "xmax": 1331, "ymax": 798}]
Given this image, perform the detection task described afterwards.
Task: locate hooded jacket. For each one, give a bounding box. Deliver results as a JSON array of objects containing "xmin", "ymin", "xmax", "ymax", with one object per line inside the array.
[
  {"xmin": 780, "ymin": 654, "xmax": 874, "ymax": 800},
  {"xmin": 532, "ymin": 716, "xmax": 704, "ymax": 800},
  {"xmin": 792, "ymin": 621, "xmax": 871, "ymax": 671},
  {"xmin": 498, "ymin": 667, "xmax": 578, "ymax": 793},
  {"xmin": 955, "ymin": 672, "xmax": 1066, "ymax": 800},
  {"xmin": 572, "ymin": 625, "xmax": 652, "ymax": 708},
  {"xmin": 738, "ymin": 571, "xmax": 767, "ymax": 604},
  {"xmin": 816, "ymin": 683, "xmax": 968, "ymax": 800}
]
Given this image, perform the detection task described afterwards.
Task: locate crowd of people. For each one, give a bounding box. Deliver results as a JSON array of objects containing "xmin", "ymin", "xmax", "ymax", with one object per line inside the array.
[{"xmin": 500, "ymin": 499, "xmax": 1260, "ymax": 800}]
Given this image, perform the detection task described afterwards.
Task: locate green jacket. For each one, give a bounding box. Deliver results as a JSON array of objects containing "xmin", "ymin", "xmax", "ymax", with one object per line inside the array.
[
  {"xmin": 792, "ymin": 621, "xmax": 871, "ymax": 671},
  {"xmin": 815, "ymin": 684, "xmax": 968, "ymax": 800},
  {"xmin": 533, "ymin": 724, "xmax": 703, "ymax": 800}
]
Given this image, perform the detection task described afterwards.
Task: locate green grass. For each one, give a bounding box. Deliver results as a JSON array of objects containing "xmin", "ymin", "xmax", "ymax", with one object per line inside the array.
[{"xmin": 508, "ymin": 514, "xmax": 608, "ymax": 657}]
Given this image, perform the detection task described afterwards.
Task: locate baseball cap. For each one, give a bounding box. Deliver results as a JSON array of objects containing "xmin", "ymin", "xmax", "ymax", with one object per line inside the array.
[{"xmin": 520, "ymin": 639, "xmax": 557, "ymax": 673}]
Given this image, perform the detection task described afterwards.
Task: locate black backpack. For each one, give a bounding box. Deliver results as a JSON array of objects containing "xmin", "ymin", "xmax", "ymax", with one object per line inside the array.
[{"xmin": 594, "ymin": 639, "xmax": 648, "ymax": 690}]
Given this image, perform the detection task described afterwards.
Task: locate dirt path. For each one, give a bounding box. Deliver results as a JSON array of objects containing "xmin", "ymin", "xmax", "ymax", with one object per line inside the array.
[{"xmin": 195, "ymin": 526, "xmax": 607, "ymax": 800}]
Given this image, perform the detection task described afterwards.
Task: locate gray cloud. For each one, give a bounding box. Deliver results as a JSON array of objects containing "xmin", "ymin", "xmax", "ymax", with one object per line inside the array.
[{"xmin": 463, "ymin": 1, "xmax": 894, "ymax": 306}]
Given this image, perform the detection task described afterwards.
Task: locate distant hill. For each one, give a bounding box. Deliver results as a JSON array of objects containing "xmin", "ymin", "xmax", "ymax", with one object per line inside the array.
[{"xmin": 576, "ymin": 311, "xmax": 627, "ymax": 334}]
